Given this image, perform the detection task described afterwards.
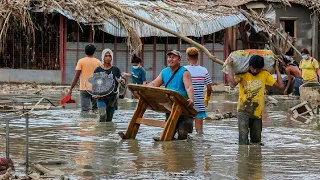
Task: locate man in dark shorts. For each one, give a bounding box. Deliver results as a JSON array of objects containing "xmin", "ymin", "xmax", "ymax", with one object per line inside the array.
[
  {"xmin": 281, "ymin": 55, "xmax": 303, "ymax": 96},
  {"xmin": 148, "ymin": 50, "xmax": 194, "ymax": 140},
  {"xmin": 68, "ymin": 44, "xmax": 102, "ymax": 111}
]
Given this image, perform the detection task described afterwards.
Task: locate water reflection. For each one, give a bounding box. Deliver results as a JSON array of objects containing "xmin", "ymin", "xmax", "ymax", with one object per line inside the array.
[
  {"xmin": 237, "ymin": 145, "xmax": 262, "ymax": 180},
  {"xmin": 73, "ymin": 121, "xmax": 118, "ymax": 178},
  {"xmin": 1, "ymin": 93, "xmax": 320, "ymax": 179},
  {"xmin": 160, "ymin": 141, "xmax": 195, "ymax": 173}
]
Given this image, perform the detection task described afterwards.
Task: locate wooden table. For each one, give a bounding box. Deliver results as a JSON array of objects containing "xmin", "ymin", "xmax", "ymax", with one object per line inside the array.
[{"xmin": 119, "ymin": 84, "xmax": 197, "ymax": 141}]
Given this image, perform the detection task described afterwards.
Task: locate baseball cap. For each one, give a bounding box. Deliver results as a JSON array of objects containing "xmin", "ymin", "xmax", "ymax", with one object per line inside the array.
[{"xmin": 166, "ymin": 50, "xmax": 181, "ymax": 57}]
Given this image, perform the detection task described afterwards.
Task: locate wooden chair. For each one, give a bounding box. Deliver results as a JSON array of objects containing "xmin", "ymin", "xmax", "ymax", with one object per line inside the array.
[{"xmin": 119, "ymin": 84, "xmax": 197, "ymax": 141}]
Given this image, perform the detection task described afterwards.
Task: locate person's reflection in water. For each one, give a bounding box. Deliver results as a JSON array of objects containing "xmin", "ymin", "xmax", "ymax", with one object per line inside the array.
[
  {"xmin": 74, "ymin": 121, "xmax": 117, "ymax": 178},
  {"xmin": 117, "ymin": 139, "xmax": 196, "ymax": 177},
  {"xmin": 92, "ymin": 122, "xmax": 118, "ymax": 176},
  {"xmin": 80, "ymin": 110, "xmax": 98, "ymax": 120},
  {"xmin": 118, "ymin": 140, "xmax": 144, "ymax": 174},
  {"xmin": 237, "ymin": 145, "xmax": 262, "ymax": 180},
  {"xmin": 73, "ymin": 121, "xmax": 99, "ymax": 178},
  {"xmin": 161, "ymin": 140, "xmax": 196, "ymax": 173}
]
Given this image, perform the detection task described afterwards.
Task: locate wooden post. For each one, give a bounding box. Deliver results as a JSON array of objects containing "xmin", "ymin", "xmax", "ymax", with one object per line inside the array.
[
  {"xmin": 312, "ymin": 15, "xmax": 318, "ymax": 59},
  {"xmin": 5, "ymin": 118, "xmax": 9, "ymax": 169},
  {"xmin": 160, "ymin": 99, "xmax": 182, "ymax": 141}
]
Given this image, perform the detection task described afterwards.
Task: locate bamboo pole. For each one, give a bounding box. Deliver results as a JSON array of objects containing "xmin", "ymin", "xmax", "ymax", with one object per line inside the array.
[
  {"xmin": 103, "ymin": 1, "xmax": 224, "ymax": 65},
  {"xmin": 275, "ymin": 29, "xmax": 303, "ymax": 58}
]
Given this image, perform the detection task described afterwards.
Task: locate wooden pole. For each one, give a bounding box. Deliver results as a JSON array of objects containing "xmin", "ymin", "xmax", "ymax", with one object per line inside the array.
[
  {"xmin": 312, "ymin": 14, "xmax": 318, "ymax": 59},
  {"xmin": 103, "ymin": 1, "xmax": 224, "ymax": 65},
  {"xmin": 5, "ymin": 118, "xmax": 9, "ymax": 169},
  {"xmin": 276, "ymin": 29, "xmax": 302, "ymax": 58}
]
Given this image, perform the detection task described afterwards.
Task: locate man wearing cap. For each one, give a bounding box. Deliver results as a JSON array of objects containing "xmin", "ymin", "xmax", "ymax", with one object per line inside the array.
[
  {"xmin": 68, "ymin": 44, "xmax": 102, "ymax": 111},
  {"xmin": 281, "ymin": 55, "xmax": 303, "ymax": 96},
  {"xmin": 184, "ymin": 47, "xmax": 212, "ymax": 134},
  {"xmin": 148, "ymin": 50, "xmax": 194, "ymax": 140}
]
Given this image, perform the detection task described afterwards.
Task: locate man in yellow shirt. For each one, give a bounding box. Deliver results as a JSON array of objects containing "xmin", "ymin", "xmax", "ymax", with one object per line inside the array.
[
  {"xmin": 68, "ymin": 44, "xmax": 102, "ymax": 111},
  {"xmin": 227, "ymin": 55, "xmax": 284, "ymax": 145},
  {"xmin": 299, "ymin": 48, "xmax": 320, "ymax": 82}
]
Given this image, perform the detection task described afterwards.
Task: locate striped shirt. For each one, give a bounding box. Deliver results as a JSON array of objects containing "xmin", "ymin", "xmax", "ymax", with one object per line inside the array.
[{"xmin": 184, "ymin": 65, "xmax": 212, "ymax": 112}]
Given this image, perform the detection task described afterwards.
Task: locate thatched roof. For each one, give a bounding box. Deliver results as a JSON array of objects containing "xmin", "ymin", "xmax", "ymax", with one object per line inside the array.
[
  {"xmin": 55, "ymin": 0, "xmax": 246, "ymax": 37},
  {"xmin": 215, "ymin": 0, "xmax": 313, "ymax": 7},
  {"xmin": 0, "ymin": 0, "xmax": 247, "ymax": 53}
]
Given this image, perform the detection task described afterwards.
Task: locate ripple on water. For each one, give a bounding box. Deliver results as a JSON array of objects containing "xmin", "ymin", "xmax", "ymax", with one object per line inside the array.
[{"xmin": 0, "ymin": 95, "xmax": 320, "ymax": 179}]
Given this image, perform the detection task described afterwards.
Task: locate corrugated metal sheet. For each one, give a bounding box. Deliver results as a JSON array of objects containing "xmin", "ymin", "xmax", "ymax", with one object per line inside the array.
[
  {"xmin": 56, "ymin": 0, "xmax": 246, "ymax": 37},
  {"xmin": 105, "ymin": 12, "xmax": 247, "ymax": 37}
]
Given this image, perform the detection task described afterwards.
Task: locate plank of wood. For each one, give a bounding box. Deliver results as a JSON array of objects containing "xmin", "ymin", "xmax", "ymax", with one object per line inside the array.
[
  {"xmin": 161, "ymin": 101, "xmax": 182, "ymax": 141},
  {"xmin": 32, "ymin": 163, "xmax": 50, "ymax": 175},
  {"xmin": 136, "ymin": 118, "xmax": 165, "ymax": 128},
  {"xmin": 290, "ymin": 101, "xmax": 308, "ymax": 111},
  {"xmin": 299, "ymin": 111, "xmax": 313, "ymax": 116}
]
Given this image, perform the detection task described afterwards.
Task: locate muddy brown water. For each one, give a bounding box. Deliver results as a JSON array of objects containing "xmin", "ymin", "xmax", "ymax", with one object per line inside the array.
[{"xmin": 1, "ymin": 93, "xmax": 320, "ymax": 179}]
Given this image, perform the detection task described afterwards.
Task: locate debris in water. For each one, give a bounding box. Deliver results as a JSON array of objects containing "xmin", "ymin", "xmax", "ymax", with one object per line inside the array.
[
  {"xmin": 206, "ymin": 110, "xmax": 236, "ymax": 120},
  {"xmin": 290, "ymin": 101, "xmax": 314, "ymax": 124},
  {"xmin": 0, "ymin": 157, "xmax": 14, "ymax": 174},
  {"xmin": 0, "ymin": 168, "xmax": 12, "ymax": 180}
]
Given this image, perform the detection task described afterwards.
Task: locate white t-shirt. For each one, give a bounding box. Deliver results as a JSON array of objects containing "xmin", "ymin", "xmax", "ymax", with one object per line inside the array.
[{"xmin": 184, "ymin": 65, "xmax": 212, "ymax": 112}]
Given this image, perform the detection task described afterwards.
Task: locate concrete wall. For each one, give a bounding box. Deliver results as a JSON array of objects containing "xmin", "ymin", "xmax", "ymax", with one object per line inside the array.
[
  {"xmin": 275, "ymin": 4, "xmax": 314, "ymax": 61},
  {"xmin": 0, "ymin": 69, "xmax": 62, "ymax": 84}
]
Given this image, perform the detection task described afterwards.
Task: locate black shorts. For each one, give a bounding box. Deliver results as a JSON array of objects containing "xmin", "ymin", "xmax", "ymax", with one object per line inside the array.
[{"xmin": 165, "ymin": 114, "xmax": 193, "ymax": 133}]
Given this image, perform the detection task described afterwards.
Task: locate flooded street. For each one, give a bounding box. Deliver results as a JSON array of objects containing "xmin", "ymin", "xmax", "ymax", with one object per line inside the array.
[{"xmin": 1, "ymin": 93, "xmax": 320, "ymax": 179}]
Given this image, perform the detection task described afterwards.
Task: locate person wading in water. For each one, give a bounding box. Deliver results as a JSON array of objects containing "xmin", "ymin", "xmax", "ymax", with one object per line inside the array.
[
  {"xmin": 227, "ymin": 55, "xmax": 284, "ymax": 145},
  {"xmin": 184, "ymin": 47, "xmax": 212, "ymax": 134}
]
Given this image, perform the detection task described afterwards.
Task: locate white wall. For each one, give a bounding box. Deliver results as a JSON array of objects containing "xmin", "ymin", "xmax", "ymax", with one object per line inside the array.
[{"xmin": 0, "ymin": 69, "xmax": 62, "ymax": 84}]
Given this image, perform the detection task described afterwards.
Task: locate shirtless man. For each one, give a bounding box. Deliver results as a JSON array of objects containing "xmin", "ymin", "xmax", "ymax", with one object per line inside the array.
[{"xmin": 282, "ymin": 55, "xmax": 303, "ymax": 96}]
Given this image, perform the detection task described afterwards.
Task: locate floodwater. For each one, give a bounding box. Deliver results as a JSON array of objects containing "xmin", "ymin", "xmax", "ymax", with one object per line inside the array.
[{"xmin": 1, "ymin": 93, "xmax": 320, "ymax": 180}]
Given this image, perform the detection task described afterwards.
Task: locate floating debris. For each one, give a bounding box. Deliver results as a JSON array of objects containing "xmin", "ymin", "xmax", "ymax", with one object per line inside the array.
[
  {"xmin": 206, "ymin": 110, "xmax": 236, "ymax": 120},
  {"xmin": 290, "ymin": 101, "xmax": 314, "ymax": 124}
]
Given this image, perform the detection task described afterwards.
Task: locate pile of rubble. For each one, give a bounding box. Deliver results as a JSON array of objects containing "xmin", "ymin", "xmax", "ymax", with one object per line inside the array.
[
  {"xmin": 206, "ymin": 110, "xmax": 236, "ymax": 120},
  {"xmin": 0, "ymin": 83, "xmax": 74, "ymax": 95},
  {"xmin": 0, "ymin": 157, "xmax": 68, "ymax": 180},
  {"xmin": 210, "ymin": 83, "xmax": 238, "ymax": 93}
]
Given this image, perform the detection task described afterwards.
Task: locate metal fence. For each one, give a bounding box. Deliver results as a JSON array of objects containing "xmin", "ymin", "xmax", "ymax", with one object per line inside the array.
[
  {"xmin": 0, "ymin": 13, "xmax": 60, "ymax": 70},
  {"xmin": 1, "ymin": 97, "xmax": 57, "ymax": 174}
]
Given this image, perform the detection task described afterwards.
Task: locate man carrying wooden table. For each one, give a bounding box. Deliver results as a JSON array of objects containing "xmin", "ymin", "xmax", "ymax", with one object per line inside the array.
[{"xmin": 148, "ymin": 50, "xmax": 194, "ymax": 140}]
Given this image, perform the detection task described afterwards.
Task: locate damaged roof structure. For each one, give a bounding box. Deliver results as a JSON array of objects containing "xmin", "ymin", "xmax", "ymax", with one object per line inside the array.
[
  {"xmin": 57, "ymin": 0, "xmax": 247, "ymax": 37},
  {"xmin": 0, "ymin": 0, "xmax": 250, "ymax": 84},
  {"xmin": 216, "ymin": 0, "xmax": 313, "ymax": 7},
  {"xmin": 0, "ymin": 0, "xmax": 247, "ymax": 53}
]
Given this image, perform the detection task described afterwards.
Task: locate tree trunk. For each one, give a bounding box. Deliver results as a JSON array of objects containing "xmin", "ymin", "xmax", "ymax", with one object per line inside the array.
[{"xmin": 103, "ymin": 1, "xmax": 225, "ymax": 65}]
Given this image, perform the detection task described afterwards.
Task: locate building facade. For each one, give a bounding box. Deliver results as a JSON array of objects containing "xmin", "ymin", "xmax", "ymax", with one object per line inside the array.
[{"xmin": 0, "ymin": 14, "xmax": 232, "ymax": 84}]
